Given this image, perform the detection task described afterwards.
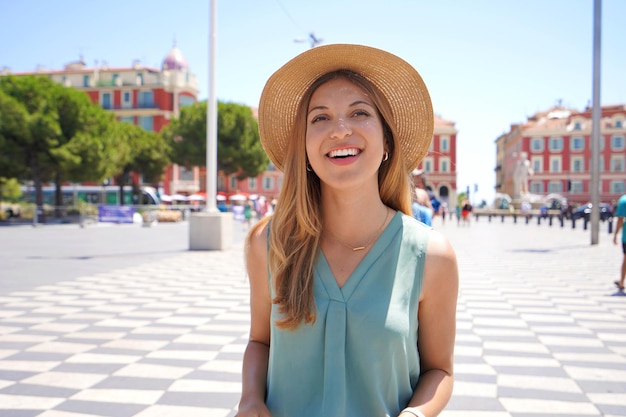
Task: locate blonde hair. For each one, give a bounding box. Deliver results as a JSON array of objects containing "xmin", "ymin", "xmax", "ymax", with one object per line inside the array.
[{"xmin": 263, "ymin": 70, "xmax": 413, "ymax": 329}]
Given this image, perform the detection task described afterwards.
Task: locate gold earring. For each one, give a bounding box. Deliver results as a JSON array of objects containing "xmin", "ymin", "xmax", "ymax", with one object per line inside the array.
[{"xmin": 382, "ymin": 152, "xmax": 389, "ymax": 162}]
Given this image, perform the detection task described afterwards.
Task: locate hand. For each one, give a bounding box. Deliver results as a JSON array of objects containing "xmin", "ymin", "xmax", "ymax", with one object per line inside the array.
[
  {"xmin": 614, "ymin": 235, "xmax": 619, "ymax": 245},
  {"xmin": 235, "ymin": 401, "xmax": 272, "ymax": 417}
]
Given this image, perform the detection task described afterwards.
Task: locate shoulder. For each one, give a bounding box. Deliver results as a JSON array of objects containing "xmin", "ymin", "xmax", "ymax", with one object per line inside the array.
[
  {"xmin": 245, "ymin": 216, "xmax": 270, "ymax": 267},
  {"xmin": 422, "ymin": 228, "xmax": 458, "ymax": 299},
  {"xmin": 400, "ymin": 214, "xmax": 457, "ymax": 271}
]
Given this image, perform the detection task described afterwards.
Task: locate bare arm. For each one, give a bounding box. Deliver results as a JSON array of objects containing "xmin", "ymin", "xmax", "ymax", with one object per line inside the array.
[
  {"xmin": 401, "ymin": 230, "xmax": 459, "ymax": 417},
  {"xmin": 614, "ymin": 217, "xmax": 624, "ymax": 245},
  {"xmin": 236, "ymin": 219, "xmax": 273, "ymax": 417}
]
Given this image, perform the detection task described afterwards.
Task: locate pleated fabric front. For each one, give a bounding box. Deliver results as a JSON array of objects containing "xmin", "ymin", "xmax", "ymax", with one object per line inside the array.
[{"xmin": 266, "ymin": 212, "xmax": 430, "ymax": 417}]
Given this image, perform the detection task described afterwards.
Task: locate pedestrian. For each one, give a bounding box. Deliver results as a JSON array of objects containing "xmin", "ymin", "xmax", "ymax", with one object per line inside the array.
[
  {"xmin": 461, "ymin": 199, "xmax": 472, "ymax": 226},
  {"xmin": 237, "ymin": 44, "xmax": 459, "ymax": 417},
  {"xmin": 412, "ymin": 186, "xmax": 433, "ymax": 226},
  {"xmin": 243, "ymin": 201, "xmax": 253, "ymax": 230},
  {"xmin": 613, "ymin": 193, "xmax": 626, "ymax": 291}
]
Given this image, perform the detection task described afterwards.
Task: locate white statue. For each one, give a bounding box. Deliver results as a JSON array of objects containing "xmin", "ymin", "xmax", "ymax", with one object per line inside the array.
[{"xmin": 513, "ymin": 152, "xmax": 533, "ymax": 198}]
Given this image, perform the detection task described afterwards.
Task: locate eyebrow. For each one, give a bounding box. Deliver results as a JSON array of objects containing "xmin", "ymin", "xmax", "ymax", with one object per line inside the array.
[{"xmin": 307, "ymin": 100, "xmax": 374, "ymax": 116}]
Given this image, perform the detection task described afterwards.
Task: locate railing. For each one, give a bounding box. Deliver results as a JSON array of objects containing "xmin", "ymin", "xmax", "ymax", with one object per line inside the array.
[{"xmin": 472, "ymin": 208, "xmax": 615, "ymax": 233}]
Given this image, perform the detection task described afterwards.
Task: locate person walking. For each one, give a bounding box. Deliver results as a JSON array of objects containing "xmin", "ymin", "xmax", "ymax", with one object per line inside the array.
[
  {"xmin": 237, "ymin": 44, "xmax": 459, "ymax": 417},
  {"xmin": 613, "ymin": 193, "xmax": 626, "ymax": 291},
  {"xmin": 412, "ymin": 186, "xmax": 433, "ymax": 227}
]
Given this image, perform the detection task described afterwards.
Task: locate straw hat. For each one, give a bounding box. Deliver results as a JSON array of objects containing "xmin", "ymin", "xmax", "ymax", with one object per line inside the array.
[{"xmin": 258, "ymin": 44, "xmax": 433, "ymax": 172}]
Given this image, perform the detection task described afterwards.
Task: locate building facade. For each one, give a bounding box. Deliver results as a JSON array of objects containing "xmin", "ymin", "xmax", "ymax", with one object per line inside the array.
[
  {"xmin": 5, "ymin": 47, "xmax": 287, "ymax": 202},
  {"xmin": 413, "ymin": 114, "xmax": 459, "ymax": 210},
  {"xmin": 495, "ymin": 105, "xmax": 626, "ymax": 206}
]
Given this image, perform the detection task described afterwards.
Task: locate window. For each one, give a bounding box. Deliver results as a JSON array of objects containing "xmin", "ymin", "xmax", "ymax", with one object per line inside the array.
[
  {"xmin": 439, "ymin": 157, "xmax": 450, "ymax": 173},
  {"xmin": 611, "ymin": 181, "xmax": 625, "ymax": 194},
  {"xmin": 138, "ymin": 116, "xmax": 153, "ymax": 131},
  {"xmin": 263, "ymin": 176, "xmax": 274, "ymax": 190},
  {"xmin": 549, "ymin": 137, "xmax": 563, "ymax": 151},
  {"xmin": 112, "ymin": 73, "xmax": 119, "ymax": 86},
  {"xmin": 531, "ymin": 157, "xmax": 542, "ymax": 173},
  {"xmin": 530, "ymin": 137, "xmax": 544, "ymax": 152},
  {"xmin": 549, "ymin": 156, "xmax": 561, "ymax": 173},
  {"xmin": 136, "ymin": 73, "xmax": 144, "ymax": 86},
  {"xmin": 229, "ymin": 176, "xmax": 237, "ymax": 190},
  {"xmin": 611, "ymin": 135, "xmax": 624, "ymax": 150},
  {"xmin": 248, "ymin": 177, "xmax": 257, "ymax": 190},
  {"xmin": 138, "ymin": 91, "xmax": 153, "ymax": 108},
  {"xmin": 530, "ymin": 182, "xmax": 543, "ymax": 193},
  {"xmin": 119, "ymin": 116, "xmax": 134, "ymax": 124},
  {"xmin": 571, "ymin": 181, "xmax": 583, "ymax": 193},
  {"xmin": 610, "ymin": 156, "xmax": 625, "ymax": 172},
  {"xmin": 100, "ymin": 92, "xmax": 112, "ymax": 109},
  {"xmin": 82, "ymin": 74, "xmax": 89, "ymax": 87},
  {"xmin": 616, "ymin": 120, "xmax": 623, "ymax": 128},
  {"xmin": 422, "ymin": 158, "xmax": 433, "ymax": 173},
  {"xmin": 571, "ymin": 157, "xmax": 584, "ymax": 173},
  {"xmin": 179, "ymin": 95, "xmax": 195, "ymax": 108},
  {"xmin": 122, "ymin": 91, "xmax": 132, "ymax": 109},
  {"xmin": 179, "ymin": 166, "xmax": 193, "ymax": 181},
  {"xmin": 573, "ymin": 122, "xmax": 582, "ymax": 130},
  {"xmin": 440, "ymin": 136, "xmax": 449, "ymax": 152},
  {"xmin": 548, "ymin": 182, "xmax": 562, "ymax": 193},
  {"xmin": 570, "ymin": 136, "xmax": 584, "ymax": 151}
]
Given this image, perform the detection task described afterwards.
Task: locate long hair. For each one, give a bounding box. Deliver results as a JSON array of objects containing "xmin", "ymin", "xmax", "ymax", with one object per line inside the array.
[{"xmin": 267, "ymin": 70, "xmax": 413, "ymax": 329}]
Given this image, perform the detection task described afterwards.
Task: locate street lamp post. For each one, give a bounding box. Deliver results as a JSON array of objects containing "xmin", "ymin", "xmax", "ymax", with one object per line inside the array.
[
  {"xmin": 590, "ymin": 0, "xmax": 601, "ymax": 245},
  {"xmin": 188, "ymin": 0, "xmax": 233, "ymax": 250}
]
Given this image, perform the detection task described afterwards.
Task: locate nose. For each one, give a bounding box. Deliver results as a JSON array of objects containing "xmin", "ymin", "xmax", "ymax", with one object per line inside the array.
[{"xmin": 330, "ymin": 118, "xmax": 352, "ymax": 139}]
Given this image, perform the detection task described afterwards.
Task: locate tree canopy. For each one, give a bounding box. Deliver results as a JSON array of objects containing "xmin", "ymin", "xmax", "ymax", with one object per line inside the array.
[
  {"xmin": 0, "ymin": 75, "xmax": 171, "ymax": 210},
  {"xmin": 163, "ymin": 101, "xmax": 268, "ymax": 180}
]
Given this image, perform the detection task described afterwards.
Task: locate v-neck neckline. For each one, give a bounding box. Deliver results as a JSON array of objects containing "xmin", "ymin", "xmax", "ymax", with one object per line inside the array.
[{"xmin": 317, "ymin": 211, "xmax": 401, "ymax": 297}]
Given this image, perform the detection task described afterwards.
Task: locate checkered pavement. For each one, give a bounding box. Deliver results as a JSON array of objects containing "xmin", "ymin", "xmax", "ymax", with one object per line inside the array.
[
  {"xmin": 1, "ymin": 219, "xmax": 625, "ymax": 416},
  {"xmin": 0, "ymin": 246, "xmax": 249, "ymax": 417}
]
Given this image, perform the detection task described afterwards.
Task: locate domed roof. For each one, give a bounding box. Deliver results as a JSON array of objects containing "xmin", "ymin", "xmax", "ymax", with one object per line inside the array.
[{"xmin": 162, "ymin": 46, "xmax": 189, "ymax": 71}]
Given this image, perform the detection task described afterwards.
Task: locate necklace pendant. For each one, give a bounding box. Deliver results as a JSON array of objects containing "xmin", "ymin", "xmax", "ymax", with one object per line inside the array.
[{"xmin": 352, "ymin": 246, "xmax": 366, "ymax": 251}]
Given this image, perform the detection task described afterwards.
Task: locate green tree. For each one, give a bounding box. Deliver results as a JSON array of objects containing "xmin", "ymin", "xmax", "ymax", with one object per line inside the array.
[
  {"xmin": 0, "ymin": 75, "xmax": 124, "ymax": 219},
  {"xmin": 111, "ymin": 122, "xmax": 171, "ymax": 204},
  {"xmin": 49, "ymin": 83, "xmax": 122, "ymax": 210},
  {"xmin": 0, "ymin": 177, "xmax": 22, "ymax": 201},
  {"xmin": 0, "ymin": 76, "xmax": 62, "ymax": 219},
  {"xmin": 163, "ymin": 101, "xmax": 268, "ymax": 180}
]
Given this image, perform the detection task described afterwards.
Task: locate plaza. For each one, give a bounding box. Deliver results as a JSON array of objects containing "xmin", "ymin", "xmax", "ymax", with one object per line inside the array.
[{"xmin": 0, "ymin": 216, "xmax": 625, "ymax": 416}]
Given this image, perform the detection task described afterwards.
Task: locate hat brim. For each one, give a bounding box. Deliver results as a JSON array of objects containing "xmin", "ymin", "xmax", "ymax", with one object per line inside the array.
[{"xmin": 258, "ymin": 44, "xmax": 433, "ymax": 172}]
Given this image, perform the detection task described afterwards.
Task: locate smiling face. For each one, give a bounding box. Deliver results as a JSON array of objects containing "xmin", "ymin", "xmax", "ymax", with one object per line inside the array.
[{"xmin": 305, "ymin": 76, "xmax": 387, "ymax": 191}]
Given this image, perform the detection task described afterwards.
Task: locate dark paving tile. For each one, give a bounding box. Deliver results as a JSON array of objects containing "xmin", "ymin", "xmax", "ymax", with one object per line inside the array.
[{"xmin": 53, "ymin": 400, "xmax": 146, "ymax": 417}]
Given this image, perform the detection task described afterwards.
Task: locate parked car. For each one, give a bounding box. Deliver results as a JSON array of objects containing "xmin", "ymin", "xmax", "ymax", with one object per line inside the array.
[{"xmin": 570, "ymin": 203, "xmax": 613, "ymax": 222}]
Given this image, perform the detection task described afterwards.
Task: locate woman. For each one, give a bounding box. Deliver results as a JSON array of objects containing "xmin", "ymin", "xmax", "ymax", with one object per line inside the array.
[{"xmin": 237, "ymin": 44, "xmax": 458, "ymax": 417}]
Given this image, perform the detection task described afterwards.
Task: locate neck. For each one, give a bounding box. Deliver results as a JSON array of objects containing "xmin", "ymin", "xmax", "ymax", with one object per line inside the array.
[{"xmin": 322, "ymin": 205, "xmax": 392, "ymax": 252}]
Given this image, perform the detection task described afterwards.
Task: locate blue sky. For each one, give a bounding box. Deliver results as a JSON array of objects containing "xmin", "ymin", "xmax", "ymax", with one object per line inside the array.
[{"xmin": 2, "ymin": 0, "xmax": 625, "ymax": 204}]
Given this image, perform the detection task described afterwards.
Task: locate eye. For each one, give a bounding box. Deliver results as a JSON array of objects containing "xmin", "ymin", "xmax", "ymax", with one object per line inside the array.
[
  {"xmin": 352, "ymin": 109, "xmax": 370, "ymax": 118},
  {"xmin": 310, "ymin": 114, "xmax": 329, "ymax": 124}
]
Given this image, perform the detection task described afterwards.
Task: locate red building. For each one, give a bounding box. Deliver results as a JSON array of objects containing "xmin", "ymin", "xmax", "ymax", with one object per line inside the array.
[
  {"xmin": 495, "ymin": 105, "xmax": 626, "ymax": 206},
  {"xmin": 7, "ymin": 47, "xmax": 286, "ymax": 202},
  {"xmin": 413, "ymin": 114, "xmax": 459, "ymax": 210},
  {"xmin": 7, "ymin": 46, "xmax": 202, "ymax": 197}
]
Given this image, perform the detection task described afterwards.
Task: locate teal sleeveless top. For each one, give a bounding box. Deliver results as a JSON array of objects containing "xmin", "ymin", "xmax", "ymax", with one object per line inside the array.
[{"xmin": 266, "ymin": 212, "xmax": 429, "ymax": 417}]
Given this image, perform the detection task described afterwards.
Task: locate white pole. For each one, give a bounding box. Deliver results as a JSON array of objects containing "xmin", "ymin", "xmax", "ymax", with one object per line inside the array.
[
  {"xmin": 205, "ymin": 0, "xmax": 218, "ymax": 213},
  {"xmin": 590, "ymin": 0, "xmax": 601, "ymax": 245}
]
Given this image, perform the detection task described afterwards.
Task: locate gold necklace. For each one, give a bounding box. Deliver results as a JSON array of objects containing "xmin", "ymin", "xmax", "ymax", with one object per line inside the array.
[{"xmin": 325, "ymin": 209, "xmax": 390, "ymax": 252}]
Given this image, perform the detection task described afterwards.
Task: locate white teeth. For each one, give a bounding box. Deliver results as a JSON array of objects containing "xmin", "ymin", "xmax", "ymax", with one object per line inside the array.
[{"xmin": 328, "ymin": 148, "xmax": 359, "ymax": 158}]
